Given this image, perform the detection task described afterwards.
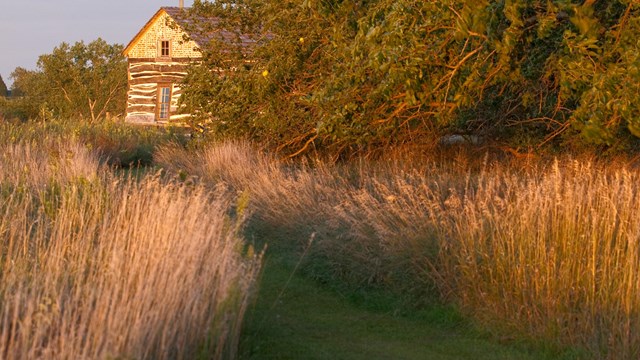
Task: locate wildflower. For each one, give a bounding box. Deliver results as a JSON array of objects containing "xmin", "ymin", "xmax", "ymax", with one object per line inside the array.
[{"xmin": 262, "ymin": 70, "xmax": 269, "ymax": 77}]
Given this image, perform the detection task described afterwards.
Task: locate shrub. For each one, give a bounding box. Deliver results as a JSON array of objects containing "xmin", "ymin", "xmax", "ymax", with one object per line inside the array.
[{"xmin": 181, "ymin": 0, "xmax": 640, "ymax": 156}]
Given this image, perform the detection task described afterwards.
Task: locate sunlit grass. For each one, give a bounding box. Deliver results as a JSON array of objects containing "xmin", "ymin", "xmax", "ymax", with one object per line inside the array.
[
  {"xmin": 0, "ymin": 140, "xmax": 262, "ymax": 359},
  {"xmin": 158, "ymin": 141, "xmax": 640, "ymax": 358}
]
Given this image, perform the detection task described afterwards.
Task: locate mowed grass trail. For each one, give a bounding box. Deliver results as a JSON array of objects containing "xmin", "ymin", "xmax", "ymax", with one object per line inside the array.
[{"xmin": 239, "ymin": 232, "xmax": 572, "ymax": 360}]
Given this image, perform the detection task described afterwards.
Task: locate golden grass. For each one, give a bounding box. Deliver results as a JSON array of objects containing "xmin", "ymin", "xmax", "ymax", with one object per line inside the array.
[
  {"xmin": 157, "ymin": 141, "xmax": 640, "ymax": 358},
  {"xmin": 155, "ymin": 142, "xmax": 344, "ymax": 231},
  {"xmin": 435, "ymin": 160, "xmax": 640, "ymax": 357},
  {"xmin": 0, "ymin": 141, "xmax": 262, "ymax": 359},
  {"xmin": 0, "ymin": 139, "xmax": 99, "ymax": 188}
]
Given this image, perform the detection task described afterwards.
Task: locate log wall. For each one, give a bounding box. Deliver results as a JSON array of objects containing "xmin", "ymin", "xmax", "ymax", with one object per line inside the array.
[{"xmin": 125, "ymin": 59, "xmax": 193, "ymax": 124}]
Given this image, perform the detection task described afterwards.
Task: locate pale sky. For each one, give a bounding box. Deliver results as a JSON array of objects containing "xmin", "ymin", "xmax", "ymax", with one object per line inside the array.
[{"xmin": 0, "ymin": 0, "xmax": 195, "ymax": 87}]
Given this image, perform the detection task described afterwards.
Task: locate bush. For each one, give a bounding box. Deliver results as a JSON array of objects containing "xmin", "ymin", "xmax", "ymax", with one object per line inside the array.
[
  {"xmin": 76, "ymin": 120, "xmax": 188, "ymax": 166},
  {"xmin": 181, "ymin": 0, "xmax": 640, "ymax": 157},
  {"xmin": 7, "ymin": 39, "xmax": 127, "ymax": 121}
]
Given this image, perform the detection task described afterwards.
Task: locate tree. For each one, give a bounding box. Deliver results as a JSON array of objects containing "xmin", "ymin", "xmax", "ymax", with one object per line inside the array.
[
  {"xmin": 9, "ymin": 38, "xmax": 127, "ymax": 121},
  {"xmin": 181, "ymin": 0, "xmax": 371, "ymax": 155},
  {"xmin": 0, "ymin": 74, "xmax": 7, "ymax": 97},
  {"xmin": 1, "ymin": 67, "xmax": 42, "ymax": 120},
  {"xmin": 181, "ymin": 0, "xmax": 640, "ymax": 156}
]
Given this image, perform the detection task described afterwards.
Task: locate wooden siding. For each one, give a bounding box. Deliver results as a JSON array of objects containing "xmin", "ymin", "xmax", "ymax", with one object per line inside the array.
[{"xmin": 125, "ymin": 59, "xmax": 193, "ymax": 124}]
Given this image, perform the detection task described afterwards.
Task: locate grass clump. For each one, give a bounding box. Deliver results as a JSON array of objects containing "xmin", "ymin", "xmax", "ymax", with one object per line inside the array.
[
  {"xmin": 434, "ymin": 161, "xmax": 640, "ymax": 357},
  {"xmin": 0, "ymin": 119, "xmax": 186, "ymax": 167},
  {"xmin": 0, "ymin": 139, "xmax": 262, "ymax": 359},
  {"xmin": 158, "ymin": 141, "xmax": 640, "ymax": 358}
]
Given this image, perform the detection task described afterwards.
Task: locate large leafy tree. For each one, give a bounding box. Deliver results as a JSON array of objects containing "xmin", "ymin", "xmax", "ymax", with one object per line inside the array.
[
  {"xmin": 181, "ymin": 0, "xmax": 640, "ymax": 156},
  {"xmin": 9, "ymin": 38, "xmax": 127, "ymax": 121}
]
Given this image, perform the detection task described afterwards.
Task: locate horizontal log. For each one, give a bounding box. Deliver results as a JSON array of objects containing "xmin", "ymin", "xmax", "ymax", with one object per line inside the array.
[
  {"xmin": 130, "ymin": 72, "xmax": 188, "ymax": 80},
  {"xmin": 127, "ymin": 94, "xmax": 154, "ymax": 99},
  {"xmin": 127, "ymin": 105, "xmax": 156, "ymax": 113},
  {"xmin": 127, "ymin": 99, "xmax": 183, "ymax": 108},
  {"xmin": 129, "ymin": 84, "xmax": 156, "ymax": 90},
  {"xmin": 127, "ymin": 92, "xmax": 182, "ymax": 100},
  {"xmin": 129, "ymin": 64, "xmax": 191, "ymax": 73},
  {"xmin": 127, "ymin": 98, "xmax": 155, "ymax": 106},
  {"xmin": 126, "ymin": 112, "xmax": 154, "ymax": 116},
  {"xmin": 128, "ymin": 91, "xmax": 157, "ymax": 98},
  {"xmin": 128, "ymin": 85, "xmax": 156, "ymax": 91},
  {"xmin": 127, "ymin": 92, "xmax": 182, "ymax": 99},
  {"xmin": 129, "ymin": 76, "xmax": 185, "ymax": 86},
  {"xmin": 126, "ymin": 112, "xmax": 191, "ymax": 124},
  {"xmin": 129, "ymin": 58, "xmax": 196, "ymax": 64},
  {"xmin": 128, "ymin": 87, "xmax": 157, "ymax": 94}
]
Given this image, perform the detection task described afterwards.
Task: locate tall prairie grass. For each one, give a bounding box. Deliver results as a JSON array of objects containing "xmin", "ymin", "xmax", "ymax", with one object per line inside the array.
[
  {"xmin": 0, "ymin": 141, "xmax": 262, "ymax": 359},
  {"xmin": 435, "ymin": 161, "xmax": 640, "ymax": 357},
  {"xmin": 157, "ymin": 141, "xmax": 640, "ymax": 358},
  {"xmin": 0, "ymin": 119, "xmax": 186, "ymax": 167},
  {"xmin": 155, "ymin": 142, "xmax": 345, "ymax": 232},
  {"xmin": 0, "ymin": 139, "xmax": 99, "ymax": 188}
]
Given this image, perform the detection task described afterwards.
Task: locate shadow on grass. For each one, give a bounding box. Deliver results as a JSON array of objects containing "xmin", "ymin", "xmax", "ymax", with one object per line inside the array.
[{"xmin": 239, "ymin": 225, "xmax": 584, "ymax": 360}]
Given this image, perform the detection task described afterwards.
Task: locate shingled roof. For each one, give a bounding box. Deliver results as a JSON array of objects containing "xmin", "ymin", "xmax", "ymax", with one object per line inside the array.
[{"xmin": 123, "ymin": 7, "xmax": 255, "ymax": 57}]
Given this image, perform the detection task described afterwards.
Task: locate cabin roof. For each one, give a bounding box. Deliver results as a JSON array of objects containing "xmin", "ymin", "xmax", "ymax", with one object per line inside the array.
[{"xmin": 123, "ymin": 7, "xmax": 255, "ymax": 57}]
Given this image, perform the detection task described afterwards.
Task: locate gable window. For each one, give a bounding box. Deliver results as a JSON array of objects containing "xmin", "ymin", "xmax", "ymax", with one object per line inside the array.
[
  {"xmin": 157, "ymin": 85, "xmax": 172, "ymax": 120},
  {"xmin": 159, "ymin": 40, "xmax": 170, "ymax": 58}
]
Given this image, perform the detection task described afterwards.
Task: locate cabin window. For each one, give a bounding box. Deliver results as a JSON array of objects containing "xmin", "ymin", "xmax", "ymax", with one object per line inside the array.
[
  {"xmin": 157, "ymin": 85, "xmax": 172, "ymax": 120},
  {"xmin": 159, "ymin": 40, "xmax": 170, "ymax": 58}
]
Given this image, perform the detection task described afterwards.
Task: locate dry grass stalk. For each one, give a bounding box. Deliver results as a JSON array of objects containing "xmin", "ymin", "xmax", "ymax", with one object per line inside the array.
[
  {"xmin": 0, "ymin": 139, "xmax": 99, "ymax": 188},
  {"xmin": 158, "ymin": 141, "xmax": 640, "ymax": 358},
  {"xmin": 0, "ymin": 141, "xmax": 262, "ymax": 359}
]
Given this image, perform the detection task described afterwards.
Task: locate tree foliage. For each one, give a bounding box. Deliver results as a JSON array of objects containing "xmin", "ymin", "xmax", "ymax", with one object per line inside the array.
[
  {"xmin": 6, "ymin": 39, "xmax": 127, "ymax": 121},
  {"xmin": 181, "ymin": 0, "xmax": 640, "ymax": 156}
]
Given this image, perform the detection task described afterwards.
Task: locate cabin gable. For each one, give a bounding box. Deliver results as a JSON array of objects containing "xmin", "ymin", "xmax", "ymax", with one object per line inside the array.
[{"xmin": 124, "ymin": 11, "xmax": 201, "ymax": 60}]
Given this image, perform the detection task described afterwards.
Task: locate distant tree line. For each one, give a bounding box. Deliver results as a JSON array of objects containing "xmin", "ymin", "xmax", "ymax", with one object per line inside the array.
[
  {"xmin": 0, "ymin": 74, "xmax": 7, "ymax": 97},
  {"xmin": 180, "ymin": 0, "xmax": 640, "ymax": 156},
  {"xmin": 0, "ymin": 39, "xmax": 127, "ymax": 122}
]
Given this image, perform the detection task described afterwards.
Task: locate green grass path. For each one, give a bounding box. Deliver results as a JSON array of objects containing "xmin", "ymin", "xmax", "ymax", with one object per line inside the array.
[{"xmin": 239, "ymin": 252, "xmax": 565, "ymax": 360}]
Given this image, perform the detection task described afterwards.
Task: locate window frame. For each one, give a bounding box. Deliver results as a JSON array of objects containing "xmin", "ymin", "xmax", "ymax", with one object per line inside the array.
[
  {"xmin": 158, "ymin": 39, "xmax": 171, "ymax": 59},
  {"xmin": 156, "ymin": 84, "xmax": 172, "ymax": 121}
]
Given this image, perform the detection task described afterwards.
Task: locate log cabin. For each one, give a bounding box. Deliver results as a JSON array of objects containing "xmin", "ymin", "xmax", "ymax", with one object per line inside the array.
[
  {"xmin": 124, "ymin": 2, "xmax": 257, "ymax": 125},
  {"xmin": 123, "ymin": 2, "xmax": 253, "ymax": 124},
  {"xmin": 122, "ymin": 4, "xmax": 199, "ymax": 124}
]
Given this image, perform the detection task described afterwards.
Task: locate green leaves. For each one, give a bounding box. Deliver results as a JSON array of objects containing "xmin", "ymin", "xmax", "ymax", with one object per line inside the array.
[
  {"xmin": 7, "ymin": 39, "xmax": 127, "ymax": 122},
  {"xmin": 182, "ymin": 0, "xmax": 640, "ymax": 156}
]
